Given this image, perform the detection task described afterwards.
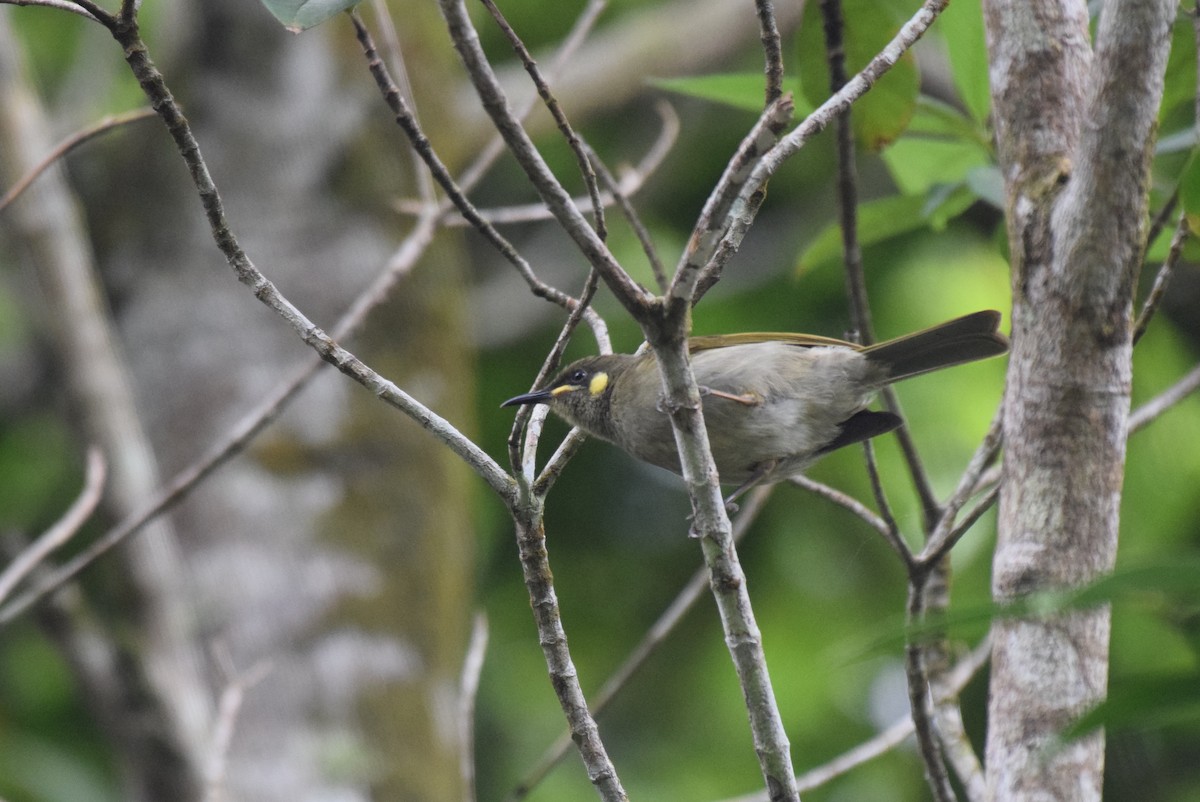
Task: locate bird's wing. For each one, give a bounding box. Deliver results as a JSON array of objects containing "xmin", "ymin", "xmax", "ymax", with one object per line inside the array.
[{"xmin": 687, "ymin": 332, "xmax": 862, "ymax": 353}]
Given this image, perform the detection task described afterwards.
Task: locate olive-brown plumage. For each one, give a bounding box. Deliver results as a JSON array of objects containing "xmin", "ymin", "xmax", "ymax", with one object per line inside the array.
[{"xmin": 503, "ymin": 311, "xmax": 1008, "ymax": 489}]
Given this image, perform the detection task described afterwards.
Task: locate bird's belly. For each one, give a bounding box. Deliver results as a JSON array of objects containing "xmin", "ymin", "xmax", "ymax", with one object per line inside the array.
[{"xmin": 616, "ymin": 395, "xmax": 853, "ymax": 485}]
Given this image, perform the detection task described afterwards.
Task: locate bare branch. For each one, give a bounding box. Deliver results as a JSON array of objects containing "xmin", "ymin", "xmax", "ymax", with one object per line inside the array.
[
  {"xmin": 755, "ymin": 0, "xmax": 784, "ymax": 104},
  {"xmin": 454, "ymin": 0, "xmax": 610, "ymax": 195},
  {"xmin": 0, "ymin": 0, "xmax": 101, "ymax": 23},
  {"xmin": 905, "ymin": 580, "xmax": 957, "ymax": 802},
  {"xmin": 459, "ymin": 613, "xmax": 488, "ymax": 802},
  {"xmin": 721, "ymin": 636, "xmax": 992, "ymax": 801},
  {"xmin": 0, "ymin": 107, "xmax": 155, "ymax": 211},
  {"xmin": 100, "ymin": 20, "xmax": 514, "ymax": 499},
  {"xmin": 672, "ymin": 95, "xmax": 794, "ymax": 306},
  {"xmin": 437, "ymin": 0, "xmax": 654, "ymax": 318},
  {"xmin": 352, "ymin": 12, "xmax": 592, "ymax": 322},
  {"xmin": 789, "ymin": 474, "xmax": 912, "ymax": 565},
  {"xmin": 1133, "ymin": 211, "xmax": 1187, "ymax": 345},
  {"xmin": 0, "ymin": 448, "xmax": 105, "ymax": 605},
  {"xmin": 205, "ymin": 647, "xmax": 272, "ymax": 802},
  {"xmin": 919, "ymin": 402, "xmax": 1004, "ymax": 565},
  {"xmin": 507, "ymin": 485, "xmax": 774, "ymax": 801},
  {"xmin": 479, "ymin": 0, "xmax": 607, "ymax": 239},
  {"xmin": 406, "ymin": 101, "xmax": 678, "ymax": 234},
  {"xmin": 1130, "ymin": 361, "xmax": 1200, "ymax": 433}
]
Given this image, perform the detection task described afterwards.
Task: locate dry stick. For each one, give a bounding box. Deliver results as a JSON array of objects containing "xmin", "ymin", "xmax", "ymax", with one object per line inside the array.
[
  {"xmin": 506, "ymin": 485, "xmax": 775, "ymax": 802},
  {"xmin": 0, "ymin": 448, "xmax": 105, "ymax": 605},
  {"xmin": 716, "ymin": 0, "xmax": 951, "ymax": 293},
  {"xmin": 480, "ymin": 0, "xmax": 607, "ymax": 240},
  {"xmin": 1141, "ymin": 189, "xmax": 1178, "ymax": 265},
  {"xmin": 920, "ymin": 403, "xmax": 1005, "ymax": 565},
  {"xmin": 903, "ymin": 578, "xmax": 957, "ymax": 802},
  {"xmin": 788, "ymin": 475, "xmax": 905, "ymax": 558},
  {"xmin": 755, "ymin": 0, "xmax": 785, "ymax": 104},
  {"xmin": 512, "ymin": 269, "xmax": 603, "ymax": 488},
  {"xmin": 817, "ymin": 0, "xmax": 902, "ymax": 537},
  {"xmin": 0, "ymin": 106, "xmax": 155, "ymax": 211},
  {"xmin": 1133, "ymin": 211, "xmax": 1188, "ymax": 345}
]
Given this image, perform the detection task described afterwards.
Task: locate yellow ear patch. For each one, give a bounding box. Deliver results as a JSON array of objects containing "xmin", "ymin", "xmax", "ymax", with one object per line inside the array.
[{"xmin": 589, "ymin": 372, "xmax": 609, "ymax": 396}]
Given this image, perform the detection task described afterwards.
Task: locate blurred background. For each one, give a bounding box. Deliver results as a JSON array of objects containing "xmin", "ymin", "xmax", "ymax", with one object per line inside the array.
[{"xmin": 1, "ymin": 0, "xmax": 1198, "ymax": 800}]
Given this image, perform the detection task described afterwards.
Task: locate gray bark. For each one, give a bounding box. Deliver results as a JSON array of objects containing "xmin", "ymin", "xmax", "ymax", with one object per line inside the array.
[{"xmin": 982, "ymin": 1, "xmax": 1175, "ymax": 799}]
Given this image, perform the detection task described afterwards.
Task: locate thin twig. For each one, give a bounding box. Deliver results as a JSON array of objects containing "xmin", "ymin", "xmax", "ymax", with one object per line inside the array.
[
  {"xmin": 919, "ymin": 402, "xmax": 1005, "ymax": 565},
  {"xmin": 459, "ymin": 613, "xmax": 488, "ymax": 802},
  {"xmin": 480, "ymin": 0, "xmax": 607, "ymax": 239},
  {"xmin": 1141, "ymin": 189, "xmax": 1177, "ymax": 264},
  {"xmin": 205, "ymin": 647, "xmax": 272, "ymax": 802},
  {"xmin": 438, "ymin": 0, "xmax": 654, "ymax": 319},
  {"xmin": 671, "ymin": 95, "xmax": 795, "ymax": 307},
  {"xmin": 509, "ymin": 269, "xmax": 603, "ymax": 488},
  {"xmin": 352, "ymin": 12, "xmax": 596, "ymax": 322},
  {"xmin": 0, "ymin": 0, "xmax": 100, "ymax": 22},
  {"xmin": 1133, "ymin": 211, "xmax": 1187, "ymax": 345},
  {"xmin": 0, "ymin": 107, "xmax": 156, "ymax": 212},
  {"xmin": 720, "ymin": 635, "xmax": 992, "ymax": 802},
  {"xmin": 755, "ymin": 0, "xmax": 785, "ymax": 104},
  {"xmin": 584, "ymin": 139, "xmax": 669, "ymax": 292},
  {"xmin": 405, "ymin": 100, "xmax": 678, "ymax": 233},
  {"xmin": 367, "ymin": 0, "xmax": 436, "ymax": 205},
  {"xmin": 904, "ymin": 579, "xmax": 958, "ymax": 802},
  {"xmin": 788, "ymin": 474, "xmax": 898, "ymax": 546},
  {"xmin": 1130, "ymin": 361, "xmax": 1200, "ymax": 433},
  {"xmin": 0, "ymin": 448, "xmax": 105, "ymax": 605},
  {"xmin": 0, "ymin": 209, "xmax": 447, "ymax": 625},
  {"xmin": 453, "ymin": 0, "xmax": 609, "ymax": 195}
]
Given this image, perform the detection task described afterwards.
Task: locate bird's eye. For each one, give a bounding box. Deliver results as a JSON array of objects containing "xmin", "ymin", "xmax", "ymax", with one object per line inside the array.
[{"xmin": 570, "ymin": 369, "xmax": 588, "ymax": 384}]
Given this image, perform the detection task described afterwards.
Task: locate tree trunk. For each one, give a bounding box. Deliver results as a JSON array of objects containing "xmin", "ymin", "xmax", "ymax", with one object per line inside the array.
[{"xmin": 982, "ymin": 1, "xmax": 1175, "ymax": 798}]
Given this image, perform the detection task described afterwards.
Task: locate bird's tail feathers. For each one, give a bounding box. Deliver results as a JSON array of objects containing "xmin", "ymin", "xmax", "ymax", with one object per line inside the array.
[{"xmin": 862, "ymin": 310, "xmax": 1009, "ymax": 382}]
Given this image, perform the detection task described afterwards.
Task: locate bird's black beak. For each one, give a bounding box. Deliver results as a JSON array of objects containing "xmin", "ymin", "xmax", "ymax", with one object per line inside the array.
[{"xmin": 501, "ymin": 388, "xmax": 555, "ymax": 408}]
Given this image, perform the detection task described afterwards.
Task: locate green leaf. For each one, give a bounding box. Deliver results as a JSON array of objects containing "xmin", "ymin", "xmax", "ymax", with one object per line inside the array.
[
  {"xmin": 1159, "ymin": 11, "xmax": 1198, "ymax": 123},
  {"xmin": 938, "ymin": 0, "xmax": 990, "ymax": 123},
  {"xmin": 1061, "ymin": 673, "xmax": 1200, "ymax": 742},
  {"xmin": 906, "ymin": 95, "xmax": 990, "ymax": 143},
  {"xmin": 1179, "ymin": 149, "xmax": 1200, "ymax": 234},
  {"xmin": 259, "ymin": 0, "xmax": 359, "ymax": 33},
  {"xmin": 796, "ymin": 0, "xmax": 921, "ymax": 151},
  {"xmin": 797, "ymin": 186, "xmax": 976, "ymax": 273},
  {"xmin": 650, "ymin": 73, "xmax": 812, "ymax": 116}
]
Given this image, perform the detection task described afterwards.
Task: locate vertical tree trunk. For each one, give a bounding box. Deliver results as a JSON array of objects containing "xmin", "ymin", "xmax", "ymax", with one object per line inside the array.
[{"xmin": 982, "ymin": 1, "xmax": 1175, "ymax": 798}]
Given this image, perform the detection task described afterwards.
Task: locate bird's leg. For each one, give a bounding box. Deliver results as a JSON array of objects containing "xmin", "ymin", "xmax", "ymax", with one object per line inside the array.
[
  {"xmin": 722, "ymin": 460, "xmax": 776, "ymax": 512},
  {"xmin": 699, "ymin": 386, "xmax": 762, "ymax": 406}
]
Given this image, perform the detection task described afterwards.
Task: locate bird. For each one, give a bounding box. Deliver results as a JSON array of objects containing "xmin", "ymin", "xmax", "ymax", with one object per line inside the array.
[{"xmin": 503, "ymin": 310, "xmax": 1008, "ymax": 499}]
